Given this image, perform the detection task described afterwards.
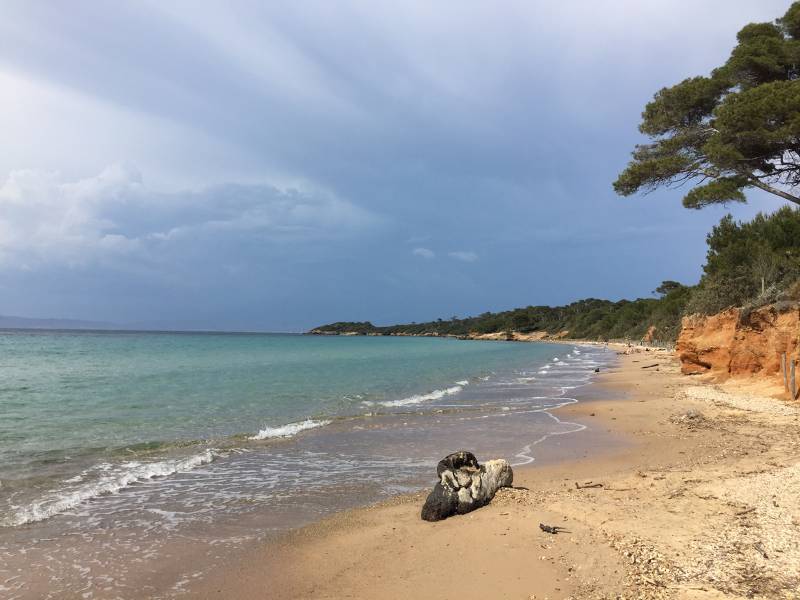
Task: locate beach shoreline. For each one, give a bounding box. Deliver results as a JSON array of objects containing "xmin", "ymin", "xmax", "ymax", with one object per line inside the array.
[
  {"xmin": 189, "ymin": 345, "xmax": 800, "ymax": 599},
  {"xmin": 1, "ymin": 335, "xmax": 616, "ymax": 600}
]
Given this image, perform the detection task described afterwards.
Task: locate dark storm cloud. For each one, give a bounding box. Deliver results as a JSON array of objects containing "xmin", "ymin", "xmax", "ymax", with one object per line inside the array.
[{"xmin": 0, "ymin": 1, "xmax": 791, "ymax": 329}]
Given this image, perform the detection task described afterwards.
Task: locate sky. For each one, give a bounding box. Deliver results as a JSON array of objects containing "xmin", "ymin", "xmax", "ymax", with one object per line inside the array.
[{"xmin": 0, "ymin": 1, "xmax": 793, "ymax": 331}]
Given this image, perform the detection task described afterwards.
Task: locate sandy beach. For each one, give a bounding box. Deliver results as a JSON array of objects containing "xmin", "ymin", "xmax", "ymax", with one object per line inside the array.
[
  {"xmin": 7, "ymin": 3, "xmax": 800, "ymax": 599},
  {"xmin": 189, "ymin": 346, "xmax": 800, "ymax": 599}
]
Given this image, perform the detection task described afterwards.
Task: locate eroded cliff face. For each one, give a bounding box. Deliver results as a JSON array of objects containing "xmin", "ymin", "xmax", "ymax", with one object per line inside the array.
[{"xmin": 676, "ymin": 303, "xmax": 800, "ymax": 383}]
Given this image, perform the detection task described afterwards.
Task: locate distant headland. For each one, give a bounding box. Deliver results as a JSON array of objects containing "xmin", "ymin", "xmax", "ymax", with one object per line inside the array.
[{"xmin": 307, "ymin": 294, "xmax": 681, "ymax": 345}]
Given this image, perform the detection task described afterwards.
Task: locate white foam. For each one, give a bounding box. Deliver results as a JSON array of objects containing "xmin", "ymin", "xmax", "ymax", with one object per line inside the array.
[
  {"xmin": 4, "ymin": 450, "xmax": 219, "ymax": 527},
  {"xmin": 511, "ymin": 401, "xmax": 586, "ymax": 467},
  {"xmin": 455, "ymin": 380, "xmax": 469, "ymax": 386},
  {"xmin": 379, "ymin": 384, "xmax": 463, "ymax": 407},
  {"xmin": 250, "ymin": 418, "xmax": 331, "ymax": 440}
]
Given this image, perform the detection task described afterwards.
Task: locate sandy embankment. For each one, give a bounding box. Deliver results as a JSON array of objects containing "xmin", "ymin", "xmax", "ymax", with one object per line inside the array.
[{"xmin": 192, "ymin": 348, "xmax": 800, "ymax": 599}]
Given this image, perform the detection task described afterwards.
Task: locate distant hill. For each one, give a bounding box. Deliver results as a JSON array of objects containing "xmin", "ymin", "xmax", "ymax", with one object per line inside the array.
[
  {"xmin": 309, "ymin": 293, "xmax": 688, "ymax": 344},
  {"xmin": 0, "ymin": 315, "xmax": 117, "ymax": 330}
]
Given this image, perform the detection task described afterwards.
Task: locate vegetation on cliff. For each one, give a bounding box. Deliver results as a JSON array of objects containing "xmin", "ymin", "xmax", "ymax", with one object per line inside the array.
[{"xmin": 688, "ymin": 206, "xmax": 800, "ymax": 315}]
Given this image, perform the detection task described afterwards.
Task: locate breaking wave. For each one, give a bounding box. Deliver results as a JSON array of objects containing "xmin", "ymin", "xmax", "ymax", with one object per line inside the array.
[
  {"xmin": 376, "ymin": 384, "xmax": 465, "ymax": 407},
  {"xmin": 250, "ymin": 418, "xmax": 331, "ymax": 440},
  {"xmin": 3, "ymin": 450, "xmax": 219, "ymax": 527}
]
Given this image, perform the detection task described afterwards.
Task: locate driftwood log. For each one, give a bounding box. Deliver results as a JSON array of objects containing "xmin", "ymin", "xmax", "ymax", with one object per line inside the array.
[{"xmin": 421, "ymin": 451, "xmax": 513, "ymax": 522}]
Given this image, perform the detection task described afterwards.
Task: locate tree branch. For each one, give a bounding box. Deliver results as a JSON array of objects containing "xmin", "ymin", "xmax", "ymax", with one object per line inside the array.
[{"xmin": 747, "ymin": 177, "xmax": 800, "ymax": 205}]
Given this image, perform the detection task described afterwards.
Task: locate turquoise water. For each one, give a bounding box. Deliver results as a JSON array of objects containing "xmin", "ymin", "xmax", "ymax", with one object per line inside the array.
[
  {"xmin": 0, "ymin": 331, "xmax": 597, "ymax": 518},
  {"xmin": 0, "ymin": 330, "xmax": 614, "ymax": 599},
  {"xmin": 4, "ymin": 331, "xmax": 558, "ymax": 476}
]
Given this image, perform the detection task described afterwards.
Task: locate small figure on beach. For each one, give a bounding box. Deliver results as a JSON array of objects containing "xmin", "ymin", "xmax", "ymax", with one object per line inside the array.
[{"xmin": 539, "ymin": 523, "xmax": 569, "ymax": 534}]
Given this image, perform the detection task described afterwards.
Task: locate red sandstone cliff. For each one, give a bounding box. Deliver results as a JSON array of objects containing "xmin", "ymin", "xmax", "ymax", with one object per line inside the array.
[{"xmin": 676, "ymin": 303, "xmax": 800, "ymax": 387}]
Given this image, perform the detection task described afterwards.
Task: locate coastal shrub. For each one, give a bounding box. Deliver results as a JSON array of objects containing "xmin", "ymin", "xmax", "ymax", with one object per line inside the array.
[{"xmin": 688, "ymin": 206, "xmax": 800, "ymax": 314}]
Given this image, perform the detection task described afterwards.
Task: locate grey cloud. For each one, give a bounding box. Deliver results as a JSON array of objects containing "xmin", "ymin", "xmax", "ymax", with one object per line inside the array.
[
  {"xmin": 0, "ymin": 164, "xmax": 379, "ymax": 271},
  {"xmin": 0, "ymin": 1, "xmax": 791, "ymax": 329},
  {"xmin": 448, "ymin": 251, "xmax": 478, "ymax": 262},
  {"xmin": 412, "ymin": 247, "xmax": 435, "ymax": 259}
]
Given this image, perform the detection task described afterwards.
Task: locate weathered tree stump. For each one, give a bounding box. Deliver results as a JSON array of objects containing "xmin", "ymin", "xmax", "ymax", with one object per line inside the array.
[{"xmin": 420, "ymin": 451, "xmax": 513, "ymax": 522}]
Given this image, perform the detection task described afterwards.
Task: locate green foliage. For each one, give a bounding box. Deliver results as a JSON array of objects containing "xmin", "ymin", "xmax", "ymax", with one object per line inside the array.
[
  {"xmin": 653, "ymin": 281, "xmax": 683, "ymax": 296},
  {"xmin": 682, "ymin": 176, "xmax": 747, "ymax": 209},
  {"xmin": 707, "ymin": 80, "xmax": 800, "ymax": 181},
  {"xmin": 614, "ymin": 2, "xmax": 800, "ymax": 208},
  {"xmin": 638, "ymin": 76, "xmax": 729, "ymax": 136},
  {"xmin": 312, "ymin": 294, "xmax": 689, "ymax": 343},
  {"xmin": 778, "ymin": 2, "xmax": 800, "ymax": 39},
  {"xmin": 312, "ymin": 292, "xmax": 691, "ymax": 343},
  {"xmin": 687, "ymin": 206, "xmax": 800, "ymax": 314}
]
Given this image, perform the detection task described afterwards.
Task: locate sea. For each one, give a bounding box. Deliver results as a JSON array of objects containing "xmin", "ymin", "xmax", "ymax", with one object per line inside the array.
[{"xmin": 0, "ymin": 330, "xmax": 615, "ymax": 599}]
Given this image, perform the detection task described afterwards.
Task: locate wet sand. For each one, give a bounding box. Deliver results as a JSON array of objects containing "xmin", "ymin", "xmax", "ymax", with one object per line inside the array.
[{"xmin": 189, "ymin": 346, "xmax": 800, "ymax": 599}]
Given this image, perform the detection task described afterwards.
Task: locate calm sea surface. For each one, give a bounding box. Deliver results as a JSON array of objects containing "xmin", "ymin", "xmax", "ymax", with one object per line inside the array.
[{"xmin": 0, "ymin": 330, "xmax": 615, "ymax": 598}]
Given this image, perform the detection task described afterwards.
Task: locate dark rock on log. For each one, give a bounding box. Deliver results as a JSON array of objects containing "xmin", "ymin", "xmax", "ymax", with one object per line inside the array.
[
  {"xmin": 421, "ymin": 451, "xmax": 513, "ymax": 522},
  {"xmin": 436, "ymin": 450, "xmax": 479, "ymax": 478}
]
